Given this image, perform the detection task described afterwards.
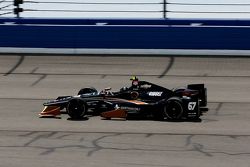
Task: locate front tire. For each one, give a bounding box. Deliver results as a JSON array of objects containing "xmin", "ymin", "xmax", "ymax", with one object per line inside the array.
[
  {"xmin": 66, "ymin": 98, "xmax": 87, "ymax": 119},
  {"xmin": 163, "ymin": 97, "xmax": 183, "ymax": 120}
]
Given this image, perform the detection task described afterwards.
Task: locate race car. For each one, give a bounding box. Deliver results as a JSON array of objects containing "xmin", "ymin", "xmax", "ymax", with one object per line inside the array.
[{"xmin": 40, "ymin": 77, "xmax": 208, "ymax": 120}]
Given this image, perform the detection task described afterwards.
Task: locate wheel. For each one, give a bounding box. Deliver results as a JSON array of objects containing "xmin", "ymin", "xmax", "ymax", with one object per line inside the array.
[
  {"xmin": 130, "ymin": 91, "xmax": 139, "ymax": 100},
  {"xmin": 66, "ymin": 98, "xmax": 87, "ymax": 119},
  {"xmin": 78, "ymin": 87, "xmax": 98, "ymax": 95},
  {"xmin": 163, "ymin": 97, "xmax": 183, "ymax": 120}
]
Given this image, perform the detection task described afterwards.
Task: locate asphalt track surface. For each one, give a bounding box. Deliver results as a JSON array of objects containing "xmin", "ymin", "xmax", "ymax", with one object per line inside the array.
[{"xmin": 0, "ymin": 55, "xmax": 250, "ymax": 167}]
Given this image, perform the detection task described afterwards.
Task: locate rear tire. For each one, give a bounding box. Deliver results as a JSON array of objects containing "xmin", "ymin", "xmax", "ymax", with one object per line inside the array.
[
  {"xmin": 163, "ymin": 97, "xmax": 183, "ymax": 120},
  {"xmin": 66, "ymin": 98, "xmax": 87, "ymax": 119}
]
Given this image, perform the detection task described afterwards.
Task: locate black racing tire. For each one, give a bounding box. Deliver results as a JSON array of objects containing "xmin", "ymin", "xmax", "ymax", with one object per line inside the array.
[
  {"xmin": 130, "ymin": 91, "xmax": 139, "ymax": 100},
  {"xmin": 66, "ymin": 98, "xmax": 87, "ymax": 119},
  {"xmin": 78, "ymin": 87, "xmax": 98, "ymax": 95},
  {"xmin": 163, "ymin": 97, "xmax": 183, "ymax": 120}
]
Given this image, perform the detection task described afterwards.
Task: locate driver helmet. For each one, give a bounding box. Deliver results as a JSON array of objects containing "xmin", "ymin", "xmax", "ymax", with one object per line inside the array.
[{"xmin": 130, "ymin": 76, "xmax": 139, "ymax": 87}]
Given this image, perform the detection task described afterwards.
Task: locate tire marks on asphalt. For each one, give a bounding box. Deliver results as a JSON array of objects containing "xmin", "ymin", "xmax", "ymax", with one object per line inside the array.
[
  {"xmin": 158, "ymin": 56, "xmax": 175, "ymax": 78},
  {"xmin": 4, "ymin": 55, "xmax": 25, "ymax": 76}
]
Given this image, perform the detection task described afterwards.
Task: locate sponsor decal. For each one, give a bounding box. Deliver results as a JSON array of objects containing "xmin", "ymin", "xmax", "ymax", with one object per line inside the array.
[
  {"xmin": 188, "ymin": 112, "xmax": 197, "ymax": 116},
  {"xmin": 140, "ymin": 84, "xmax": 152, "ymax": 89},
  {"xmin": 120, "ymin": 106, "xmax": 140, "ymax": 111},
  {"xmin": 148, "ymin": 92, "xmax": 163, "ymax": 96}
]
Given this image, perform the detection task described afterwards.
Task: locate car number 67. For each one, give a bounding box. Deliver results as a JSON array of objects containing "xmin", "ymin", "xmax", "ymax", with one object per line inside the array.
[{"xmin": 188, "ymin": 102, "xmax": 197, "ymax": 110}]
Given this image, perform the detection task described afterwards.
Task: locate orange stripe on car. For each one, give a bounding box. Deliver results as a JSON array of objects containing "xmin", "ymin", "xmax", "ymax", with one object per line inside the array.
[{"xmin": 126, "ymin": 100, "xmax": 148, "ymax": 105}]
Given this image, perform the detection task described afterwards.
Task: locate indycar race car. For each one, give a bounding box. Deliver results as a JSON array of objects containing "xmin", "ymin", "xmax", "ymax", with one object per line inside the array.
[{"xmin": 40, "ymin": 77, "xmax": 208, "ymax": 120}]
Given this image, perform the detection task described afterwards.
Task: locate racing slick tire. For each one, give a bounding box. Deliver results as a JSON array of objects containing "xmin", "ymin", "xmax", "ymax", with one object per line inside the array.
[
  {"xmin": 163, "ymin": 97, "xmax": 183, "ymax": 120},
  {"xmin": 130, "ymin": 91, "xmax": 139, "ymax": 100},
  {"xmin": 78, "ymin": 87, "xmax": 98, "ymax": 95},
  {"xmin": 66, "ymin": 98, "xmax": 88, "ymax": 119}
]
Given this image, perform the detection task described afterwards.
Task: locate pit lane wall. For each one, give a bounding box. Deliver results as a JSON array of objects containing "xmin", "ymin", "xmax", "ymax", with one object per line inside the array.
[{"xmin": 1, "ymin": 18, "xmax": 250, "ymax": 56}]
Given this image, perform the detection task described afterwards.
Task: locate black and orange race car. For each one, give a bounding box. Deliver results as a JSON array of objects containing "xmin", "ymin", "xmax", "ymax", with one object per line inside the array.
[{"xmin": 40, "ymin": 77, "xmax": 208, "ymax": 120}]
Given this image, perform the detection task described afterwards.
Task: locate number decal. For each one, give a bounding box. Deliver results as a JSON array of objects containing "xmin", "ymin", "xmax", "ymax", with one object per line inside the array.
[{"xmin": 188, "ymin": 102, "xmax": 197, "ymax": 110}]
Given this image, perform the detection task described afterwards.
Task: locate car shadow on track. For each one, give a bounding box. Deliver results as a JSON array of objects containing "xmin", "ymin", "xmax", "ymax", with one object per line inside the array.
[
  {"xmin": 100, "ymin": 116, "xmax": 202, "ymax": 123},
  {"xmin": 67, "ymin": 117, "xmax": 89, "ymax": 121},
  {"xmin": 60, "ymin": 112, "xmax": 202, "ymax": 122}
]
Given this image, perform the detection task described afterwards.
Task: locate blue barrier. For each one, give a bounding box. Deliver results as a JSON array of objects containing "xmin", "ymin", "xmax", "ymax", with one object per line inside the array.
[
  {"xmin": 1, "ymin": 18, "xmax": 250, "ymax": 26},
  {"xmin": 1, "ymin": 18, "xmax": 250, "ymax": 55}
]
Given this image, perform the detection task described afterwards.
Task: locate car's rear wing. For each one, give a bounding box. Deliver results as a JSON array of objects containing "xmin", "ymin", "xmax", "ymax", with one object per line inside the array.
[{"xmin": 187, "ymin": 84, "xmax": 207, "ymax": 107}]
